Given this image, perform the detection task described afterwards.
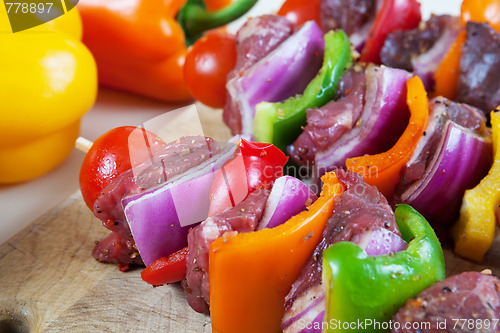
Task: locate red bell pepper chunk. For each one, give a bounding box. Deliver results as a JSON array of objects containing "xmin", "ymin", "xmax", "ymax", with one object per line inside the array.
[
  {"xmin": 208, "ymin": 139, "xmax": 288, "ymax": 216},
  {"xmin": 141, "ymin": 247, "xmax": 189, "ymax": 286},
  {"xmin": 360, "ymin": 0, "xmax": 421, "ymax": 64},
  {"xmin": 239, "ymin": 139, "xmax": 289, "ymax": 189}
]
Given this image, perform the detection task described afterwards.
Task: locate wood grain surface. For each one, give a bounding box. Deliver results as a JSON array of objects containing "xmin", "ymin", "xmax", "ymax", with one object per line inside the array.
[
  {"xmin": 0, "ymin": 191, "xmax": 213, "ymax": 333},
  {"xmin": 1, "ymin": 108, "xmax": 499, "ymax": 332}
]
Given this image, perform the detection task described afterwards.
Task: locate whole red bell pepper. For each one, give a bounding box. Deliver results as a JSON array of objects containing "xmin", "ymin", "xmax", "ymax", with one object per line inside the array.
[{"xmin": 77, "ymin": 0, "xmax": 256, "ymax": 102}]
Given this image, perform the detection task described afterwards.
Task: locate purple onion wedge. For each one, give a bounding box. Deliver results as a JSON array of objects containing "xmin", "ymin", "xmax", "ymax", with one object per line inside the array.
[
  {"xmin": 227, "ymin": 20, "xmax": 325, "ymax": 134},
  {"xmin": 257, "ymin": 176, "xmax": 318, "ymax": 230},
  {"xmin": 313, "ymin": 65, "xmax": 411, "ymax": 179},
  {"xmin": 122, "ymin": 142, "xmax": 238, "ymax": 266},
  {"xmin": 400, "ymin": 122, "xmax": 492, "ymax": 225},
  {"xmin": 353, "ymin": 226, "xmax": 408, "ymax": 256}
]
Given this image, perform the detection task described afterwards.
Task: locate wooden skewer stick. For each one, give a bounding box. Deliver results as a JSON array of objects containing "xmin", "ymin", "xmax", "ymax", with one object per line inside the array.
[{"xmin": 75, "ymin": 137, "xmax": 93, "ymax": 154}]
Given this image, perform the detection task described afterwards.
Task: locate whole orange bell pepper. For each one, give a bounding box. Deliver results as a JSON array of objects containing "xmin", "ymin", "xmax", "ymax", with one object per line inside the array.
[
  {"xmin": 208, "ymin": 171, "xmax": 344, "ymax": 333},
  {"xmin": 77, "ymin": 0, "xmax": 256, "ymax": 102},
  {"xmin": 346, "ymin": 76, "xmax": 429, "ymax": 198},
  {"xmin": 453, "ymin": 109, "xmax": 500, "ymax": 262}
]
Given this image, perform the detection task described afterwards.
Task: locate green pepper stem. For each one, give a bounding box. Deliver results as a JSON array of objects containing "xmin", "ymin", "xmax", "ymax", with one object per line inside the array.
[{"xmin": 178, "ymin": 0, "xmax": 258, "ymax": 42}]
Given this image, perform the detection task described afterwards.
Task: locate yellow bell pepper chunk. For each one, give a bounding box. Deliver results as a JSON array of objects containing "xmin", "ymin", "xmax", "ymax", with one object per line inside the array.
[
  {"xmin": 453, "ymin": 110, "xmax": 500, "ymax": 262},
  {"xmin": 0, "ymin": 7, "xmax": 97, "ymax": 183}
]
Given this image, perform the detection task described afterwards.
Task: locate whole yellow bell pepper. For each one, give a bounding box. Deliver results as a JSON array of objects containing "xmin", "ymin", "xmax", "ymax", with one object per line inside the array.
[{"xmin": 0, "ymin": 7, "xmax": 97, "ymax": 183}]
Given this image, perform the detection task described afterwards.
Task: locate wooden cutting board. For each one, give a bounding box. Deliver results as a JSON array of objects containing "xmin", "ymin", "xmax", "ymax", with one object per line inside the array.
[
  {"xmin": 1, "ymin": 108, "xmax": 499, "ymax": 332},
  {"xmin": 0, "ymin": 106, "xmax": 230, "ymax": 333},
  {"xmin": 0, "ymin": 191, "xmax": 212, "ymax": 333}
]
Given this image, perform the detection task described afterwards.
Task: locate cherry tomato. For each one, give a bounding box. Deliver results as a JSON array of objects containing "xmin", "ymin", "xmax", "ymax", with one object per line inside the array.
[
  {"xmin": 141, "ymin": 247, "xmax": 189, "ymax": 286},
  {"xmin": 184, "ymin": 32, "xmax": 237, "ymax": 109},
  {"xmin": 461, "ymin": 0, "xmax": 500, "ymax": 33},
  {"xmin": 277, "ymin": 0, "xmax": 321, "ymax": 27},
  {"xmin": 360, "ymin": 0, "xmax": 421, "ymax": 64},
  {"xmin": 79, "ymin": 126, "xmax": 166, "ymax": 211}
]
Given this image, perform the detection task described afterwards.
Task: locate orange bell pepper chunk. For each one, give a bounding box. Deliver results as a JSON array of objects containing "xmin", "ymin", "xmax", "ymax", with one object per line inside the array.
[
  {"xmin": 461, "ymin": 0, "xmax": 500, "ymax": 33},
  {"xmin": 434, "ymin": 0, "xmax": 500, "ymax": 99},
  {"xmin": 433, "ymin": 30, "xmax": 466, "ymax": 100},
  {"xmin": 209, "ymin": 171, "xmax": 344, "ymax": 333},
  {"xmin": 453, "ymin": 109, "xmax": 500, "ymax": 262},
  {"xmin": 346, "ymin": 76, "xmax": 429, "ymax": 198}
]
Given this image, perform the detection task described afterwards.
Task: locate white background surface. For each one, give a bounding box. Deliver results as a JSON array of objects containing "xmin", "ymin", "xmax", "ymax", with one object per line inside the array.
[{"xmin": 0, "ymin": 0, "xmax": 461, "ymax": 245}]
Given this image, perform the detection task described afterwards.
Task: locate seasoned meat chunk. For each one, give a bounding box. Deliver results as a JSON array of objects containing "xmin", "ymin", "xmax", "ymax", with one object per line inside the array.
[
  {"xmin": 287, "ymin": 69, "xmax": 367, "ymax": 167},
  {"xmin": 380, "ymin": 15, "xmax": 461, "ymax": 89},
  {"xmin": 288, "ymin": 66, "xmax": 410, "ymax": 183},
  {"xmin": 457, "ymin": 22, "xmax": 500, "ymax": 116},
  {"xmin": 282, "ymin": 170, "xmax": 405, "ymax": 332},
  {"xmin": 92, "ymin": 137, "xmax": 223, "ymax": 267},
  {"xmin": 398, "ymin": 97, "xmax": 487, "ymax": 187},
  {"xmin": 320, "ymin": 0, "xmax": 377, "ymax": 35},
  {"xmin": 392, "ymin": 271, "xmax": 500, "ymax": 333},
  {"xmin": 223, "ymin": 15, "xmax": 294, "ymax": 134},
  {"xmin": 381, "ymin": 15, "xmax": 458, "ymax": 71},
  {"xmin": 394, "ymin": 97, "xmax": 491, "ymax": 226},
  {"xmin": 320, "ymin": 0, "xmax": 379, "ymax": 49},
  {"xmin": 183, "ymin": 188, "xmax": 271, "ymax": 313}
]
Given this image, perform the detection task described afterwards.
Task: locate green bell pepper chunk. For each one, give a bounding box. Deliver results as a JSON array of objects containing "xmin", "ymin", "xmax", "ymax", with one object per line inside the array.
[
  {"xmin": 178, "ymin": 0, "xmax": 258, "ymax": 45},
  {"xmin": 322, "ymin": 204, "xmax": 445, "ymax": 333},
  {"xmin": 253, "ymin": 29, "xmax": 352, "ymax": 151}
]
